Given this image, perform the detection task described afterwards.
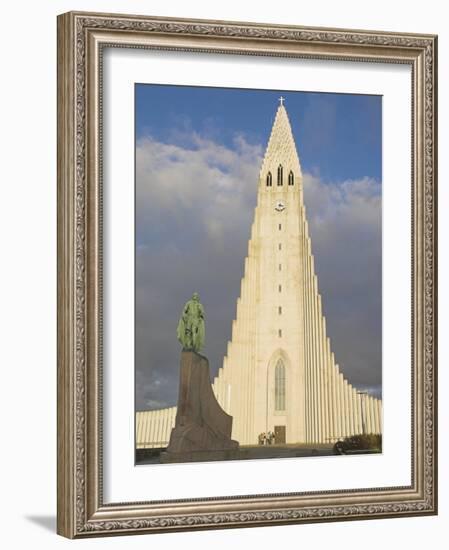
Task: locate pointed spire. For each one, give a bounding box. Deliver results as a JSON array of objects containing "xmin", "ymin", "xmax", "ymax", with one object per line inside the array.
[{"xmin": 260, "ymin": 100, "xmax": 302, "ymax": 180}]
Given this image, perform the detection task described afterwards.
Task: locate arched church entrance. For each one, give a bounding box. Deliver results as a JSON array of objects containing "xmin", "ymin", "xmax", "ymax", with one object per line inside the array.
[{"xmin": 266, "ymin": 350, "xmax": 290, "ymax": 444}]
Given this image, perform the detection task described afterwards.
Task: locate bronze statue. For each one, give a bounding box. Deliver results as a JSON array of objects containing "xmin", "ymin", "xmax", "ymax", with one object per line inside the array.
[
  {"xmin": 176, "ymin": 293, "xmax": 205, "ymax": 352},
  {"xmin": 164, "ymin": 293, "xmax": 238, "ymax": 461}
]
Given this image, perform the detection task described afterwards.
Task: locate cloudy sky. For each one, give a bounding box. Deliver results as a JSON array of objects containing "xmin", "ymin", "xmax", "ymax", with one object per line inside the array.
[{"xmin": 135, "ymin": 85, "xmax": 382, "ymax": 411}]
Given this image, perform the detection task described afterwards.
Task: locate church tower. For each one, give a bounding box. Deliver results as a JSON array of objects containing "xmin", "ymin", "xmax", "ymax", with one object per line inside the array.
[
  {"xmin": 136, "ymin": 99, "xmax": 383, "ymax": 449},
  {"xmin": 210, "ymin": 98, "xmax": 382, "ymax": 445}
]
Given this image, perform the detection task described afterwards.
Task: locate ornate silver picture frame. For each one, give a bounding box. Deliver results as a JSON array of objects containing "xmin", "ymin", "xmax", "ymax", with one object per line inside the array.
[{"xmin": 57, "ymin": 11, "xmax": 437, "ymax": 538}]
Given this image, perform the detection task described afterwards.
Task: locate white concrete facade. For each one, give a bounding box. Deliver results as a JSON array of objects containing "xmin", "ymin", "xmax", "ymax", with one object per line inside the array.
[{"xmin": 137, "ymin": 103, "xmax": 382, "ymax": 448}]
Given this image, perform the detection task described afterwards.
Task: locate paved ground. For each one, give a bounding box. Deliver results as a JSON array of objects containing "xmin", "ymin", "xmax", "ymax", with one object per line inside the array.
[{"xmin": 135, "ymin": 443, "xmax": 338, "ymax": 465}]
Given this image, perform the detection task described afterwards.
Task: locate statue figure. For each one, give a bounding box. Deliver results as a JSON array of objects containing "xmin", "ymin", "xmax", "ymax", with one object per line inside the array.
[
  {"xmin": 163, "ymin": 293, "xmax": 238, "ymax": 461},
  {"xmin": 176, "ymin": 293, "xmax": 205, "ymax": 352}
]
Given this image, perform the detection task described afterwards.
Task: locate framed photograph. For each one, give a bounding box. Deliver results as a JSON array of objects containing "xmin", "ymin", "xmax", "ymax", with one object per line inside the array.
[
  {"xmin": 57, "ymin": 11, "xmax": 437, "ymax": 538},
  {"xmin": 133, "ymin": 84, "xmax": 384, "ymax": 466}
]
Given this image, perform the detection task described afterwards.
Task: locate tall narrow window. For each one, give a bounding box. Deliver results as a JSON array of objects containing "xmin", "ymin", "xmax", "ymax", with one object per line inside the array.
[
  {"xmin": 277, "ymin": 164, "xmax": 283, "ymax": 186},
  {"xmin": 278, "ymin": 243, "xmax": 282, "ymax": 251},
  {"xmin": 266, "ymin": 172, "xmax": 272, "ymax": 187},
  {"xmin": 275, "ymin": 359, "xmax": 286, "ymax": 411},
  {"xmin": 278, "ymin": 329, "xmax": 282, "ymax": 338},
  {"xmin": 278, "ymin": 223, "xmax": 282, "ymax": 231},
  {"xmin": 278, "ymin": 306, "xmax": 282, "ymax": 314},
  {"xmin": 278, "ymin": 284, "xmax": 282, "ymax": 292},
  {"xmin": 288, "ymin": 170, "xmax": 294, "ymax": 186}
]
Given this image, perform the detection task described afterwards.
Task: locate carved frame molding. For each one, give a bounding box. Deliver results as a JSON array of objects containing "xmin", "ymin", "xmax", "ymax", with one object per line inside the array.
[{"xmin": 57, "ymin": 11, "xmax": 437, "ymax": 538}]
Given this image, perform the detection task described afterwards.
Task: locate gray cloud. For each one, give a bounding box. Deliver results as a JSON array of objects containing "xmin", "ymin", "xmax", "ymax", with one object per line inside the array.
[{"xmin": 135, "ymin": 133, "xmax": 381, "ymax": 411}]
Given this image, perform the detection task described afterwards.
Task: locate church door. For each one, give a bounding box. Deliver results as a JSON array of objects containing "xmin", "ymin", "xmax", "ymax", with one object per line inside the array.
[{"xmin": 274, "ymin": 425, "xmax": 286, "ymax": 444}]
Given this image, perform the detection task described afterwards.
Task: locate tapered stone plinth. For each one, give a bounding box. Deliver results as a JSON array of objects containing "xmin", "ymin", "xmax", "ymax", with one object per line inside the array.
[{"xmin": 161, "ymin": 351, "xmax": 238, "ymax": 463}]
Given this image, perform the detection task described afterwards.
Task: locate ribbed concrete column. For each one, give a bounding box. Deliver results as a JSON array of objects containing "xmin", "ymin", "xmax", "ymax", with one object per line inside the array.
[
  {"xmin": 308, "ymin": 252, "xmax": 317, "ymax": 443},
  {"xmin": 166, "ymin": 408, "xmax": 172, "ymax": 443},
  {"xmin": 362, "ymin": 394, "xmax": 371, "ymax": 434},
  {"xmin": 346, "ymin": 383, "xmax": 354, "ymax": 436},
  {"xmin": 152, "ymin": 411, "xmax": 158, "ymax": 447},
  {"xmin": 160, "ymin": 410, "xmax": 166, "ymax": 445},
  {"xmin": 316, "ymin": 287, "xmax": 324, "ymax": 443},
  {"xmin": 147, "ymin": 411, "xmax": 155, "ymax": 448},
  {"xmin": 338, "ymin": 376, "xmax": 344, "ymax": 437},
  {"xmin": 246, "ymin": 258, "xmax": 252, "ymax": 443},
  {"xmin": 358, "ymin": 391, "xmax": 364, "ymax": 434},
  {"xmin": 344, "ymin": 383, "xmax": 350, "ymax": 436},
  {"xmin": 303, "ymin": 238, "xmax": 310, "ymax": 442},
  {"xmin": 352, "ymin": 388, "xmax": 360, "ymax": 434},
  {"xmin": 222, "ymin": 360, "xmax": 229, "ymax": 412},
  {"xmin": 248, "ymin": 256, "xmax": 257, "ymax": 443},
  {"xmin": 374, "ymin": 399, "xmax": 379, "ymax": 434},
  {"xmin": 235, "ymin": 296, "xmax": 243, "ymax": 442},
  {"xmin": 160, "ymin": 409, "xmax": 166, "ymax": 446},
  {"xmin": 144, "ymin": 413, "xmax": 149, "ymax": 447},
  {"xmin": 152, "ymin": 410, "xmax": 158, "ymax": 447},
  {"xmin": 318, "ymin": 306, "xmax": 325, "ymax": 442},
  {"xmin": 139, "ymin": 413, "xmax": 144, "ymax": 448},
  {"xmin": 331, "ymin": 353, "xmax": 339, "ymax": 441},
  {"xmin": 303, "ymin": 232, "xmax": 309, "ymax": 442},
  {"xmin": 148, "ymin": 411, "xmax": 154, "ymax": 448},
  {"xmin": 370, "ymin": 396, "xmax": 376, "ymax": 434},
  {"xmin": 307, "ymin": 240, "xmax": 313, "ymax": 442},
  {"xmin": 136, "ymin": 413, "xmax": 143, "ymax": 447},
  {"xmin": 340, "ymin": 374, "xmax": 349, "ymax": 436},
  {"xmin": 161, "ymin": 409, "xmax": 166, "ymax": 444},
  {"xmin": 218, "ymin": 372, "xmax": 223, "ymax": 407},
  {"xmin": 373, "ymin": 399, "xmax": 380, "ymax": 434},
  {"xmin": 165, "ymin": 410, "xmax": 170, "ymax": 443},
  {"xmin": 344, "ymin": 377, "xmax": 349, "ymax": 436},
  {"xmin": 320, "ymin": 312, "xmax": 329, "ymax": 442},
  {"xmin": 166, "ymin": 408, "xmax": 173, "ymax": 443},
  {"xmin": 243, "ymin": 274, "xmax": 248, "ymax": 442},
  {"xmin": 370, "ymin": 397, "xmax": 376, "ymax": 434},
  {"xmin": 136, "ymin": 413, "xmax": 141, "ymax": 445},
  {"xmin": 369, "ymin": 396, "xmax": 376, "ymax": 434},
  {"xmin": 369, "ymin": 395, "xmax": 376, "ymax": 433},
  {"xmin": 378, "ymin": 400, "xmax": 383, "ymax": 434},
  {"xmin": 326, "ymin": 340, "xmax": 334, "ymax": 442},
  {"xmin": 335, "ymin": 367, "xmax": 341, "ymax": 438},
  {"xmin": 317, "ymin": 297, "xmax": 324, "ymax": 442},
  {"xmin": 241, "ymin": 262, "xmax": 248, "ymax": 443},
  {"xmin": 220, "ymin": 374, "xmax": 225, "ymax": 408},
  {"xmin": 156, "ymin": 411, "xmax": 161, "ymax": 446},
  {"xmin": 341, "ymin": 373, "xmax": 346, "ymax": 437},
  {"xmin": 336, "ymin": 373, "xmax": 342, "ymax": 436},
  {"xmin": 158, "ymin": 409, "xmax": 164, "ymax": 446},
  {"xmin": 360, "ymin": 394, "xmax": 367, "ymax": 435},
  {"xmin": 312, "ymin": 275, "xmax": 321, "ymax": 443},
  {"xmin": 250, "ymin": 253, "xmax": 256, "ymax": 442},
  {"xmin": 248, "ymin": 254, "xmax": 255, "ymax": 443}
]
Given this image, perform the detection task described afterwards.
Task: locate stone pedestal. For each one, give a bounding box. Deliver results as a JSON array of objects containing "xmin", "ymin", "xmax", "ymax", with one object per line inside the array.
[{"xmin": 161, "ymin": 351, "xmax": 238, "ymax": 463}]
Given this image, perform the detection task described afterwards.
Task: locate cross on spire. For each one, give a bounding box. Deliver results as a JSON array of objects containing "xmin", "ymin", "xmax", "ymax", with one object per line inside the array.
[{"xmin": 279, "ymin": 96, "xmax": 285, "ymax": 106}]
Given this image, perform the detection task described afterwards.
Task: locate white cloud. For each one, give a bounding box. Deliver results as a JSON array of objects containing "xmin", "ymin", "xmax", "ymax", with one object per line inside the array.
[{"xmin": 136, "ymin": 133, "xmax": 262, "ymax": 215}]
